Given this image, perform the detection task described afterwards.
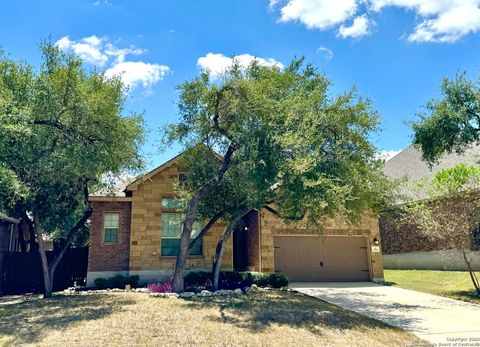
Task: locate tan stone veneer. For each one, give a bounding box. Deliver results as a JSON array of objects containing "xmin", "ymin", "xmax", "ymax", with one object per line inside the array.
[
  {"xmin": 259, "ymin": 210, "xmax": 384, "ymax": 281},
  {"xmin": 128, "ymin": 163, "xmax": 233, "ymax": 274}
]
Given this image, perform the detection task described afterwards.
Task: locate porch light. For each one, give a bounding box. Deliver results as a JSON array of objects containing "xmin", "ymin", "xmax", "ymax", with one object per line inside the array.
[{"xmin": 373, "ymin": 237, "xmax": 379, "ymax": 245}]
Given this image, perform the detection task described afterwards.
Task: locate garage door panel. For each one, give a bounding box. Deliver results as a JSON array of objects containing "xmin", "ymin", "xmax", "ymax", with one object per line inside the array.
[{"xmin": 273, "ymin": 236, "xmax": 369, "ymax": 282}]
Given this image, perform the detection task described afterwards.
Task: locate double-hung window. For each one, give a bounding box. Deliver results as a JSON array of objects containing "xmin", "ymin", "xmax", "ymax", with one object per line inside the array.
[
  {"xmin": 161, "ymin": 198, "xmax": 202, "ymax": 256},
  {"xmin": 103, "ymin": 213, "xmax": 119, "ymax": 244}
]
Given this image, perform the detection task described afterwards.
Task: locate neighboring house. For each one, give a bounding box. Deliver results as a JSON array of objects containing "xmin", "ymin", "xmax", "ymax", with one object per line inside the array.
[
  {"xmin": 87, "ymin": 153, "xmax": 384, "ymax": 286},
  {"xmin": 381, "ymin": 145, "xmax": 480, "ymax": 271},
  {"xmin": 0, "ymin": 212, "xmax": 20, "ymax": 294}
]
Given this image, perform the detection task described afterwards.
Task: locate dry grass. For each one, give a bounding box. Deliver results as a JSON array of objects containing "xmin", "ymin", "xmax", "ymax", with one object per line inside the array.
[{"xmin": 0, "ymin": 290, "xmax": 422, "ymax": 347}]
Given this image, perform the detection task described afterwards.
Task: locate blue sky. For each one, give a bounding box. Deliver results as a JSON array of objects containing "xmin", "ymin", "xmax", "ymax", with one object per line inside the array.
[{"xmin": 1, "ymin": 0, "xmax": 480, "ymax": 169}]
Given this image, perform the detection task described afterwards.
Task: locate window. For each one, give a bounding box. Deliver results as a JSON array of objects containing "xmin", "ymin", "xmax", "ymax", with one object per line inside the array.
[
  {"xmin": 161, "ymin": 198, "xmax": 184, "ymax": 209},
  {"xmin": 103, "ymin": 213, "xmax": 119, "ymax": 244},
  {"xmin": 161, "ymin": 212, "xmax": 202, "ymax": 256}
]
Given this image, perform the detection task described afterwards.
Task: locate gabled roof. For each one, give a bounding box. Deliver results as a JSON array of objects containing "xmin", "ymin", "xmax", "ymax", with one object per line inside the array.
[
  {"xmin": 126, "ymin": 152, "xmax": 184, "ymax": 191},
  {"xmin": 384, "ymin": 144, "xmax": 480, "ymax": 200}
]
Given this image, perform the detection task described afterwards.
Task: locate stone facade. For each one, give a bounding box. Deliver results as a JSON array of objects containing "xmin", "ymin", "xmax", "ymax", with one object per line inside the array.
[
  {"xmin": 87, "ymin": 155, "xmax": 384, "ymax": 285},
  {"xmin": 259, "ymin": 210, "xmax": 384, "ymax": 281},
  {"xmin": 128, "ymin": 162, "xmax": 232, "ymax": 276}
]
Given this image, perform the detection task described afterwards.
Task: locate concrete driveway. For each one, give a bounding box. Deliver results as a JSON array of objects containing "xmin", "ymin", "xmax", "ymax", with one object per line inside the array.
[{"xmin": 291, "ymin": 282, "xmax": 480, "ymax": 344}]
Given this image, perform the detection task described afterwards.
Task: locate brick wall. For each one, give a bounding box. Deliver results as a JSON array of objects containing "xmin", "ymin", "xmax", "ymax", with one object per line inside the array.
[
  {"xmin": 88, "ymin": 201, "xmax": 131, "ymax": 272},
  {"xmin": 380, "ymin": 203, "xmax": 474, "ymax": 254}
]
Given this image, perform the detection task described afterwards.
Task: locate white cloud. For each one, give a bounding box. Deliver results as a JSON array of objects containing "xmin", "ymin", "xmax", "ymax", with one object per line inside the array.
[
  {"xmin": 197, "ymin": 53, "xmax": 283, "ymax": 77},
  {"xmin": 105, "ymin": 61, "xmax": 169, "ymax": 89},
  {"xmin": 56, "ymin": 35, "xmax": 169, "ymax": 92},
  {"xmin": 370, "ymin": 0, "xmax": 480, "ymax": 43},
  {"xmin": 338, "ymin": 14, "xmax": 371, "ymax": 38},
  {"xmin": 272, "ymin": 0, "xmax": 358, "ymax": 30},
  {"xmin": 56, "ymin": 35, "xmax": 108, "ymax": 66},
  {"xmin": 270, "ymin": 0, "xmax": 480, "ymax": 42},
  {"xmin": 316, "ymin": 46, "xmax": 334, "ymax": 60},
  {"xmin": 377, "ymin": 150, "xmax": 401, "ymax": 161}
]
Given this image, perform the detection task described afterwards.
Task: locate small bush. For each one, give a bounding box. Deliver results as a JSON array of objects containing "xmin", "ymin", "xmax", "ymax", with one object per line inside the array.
[
  {"xmin": 147, "ymin": 281, "xmax": 172, "ymax": 293},
  {"xmin": 94, "ymin": 278, "xmax": 109, "ymax": 289},
  {"xmin": 184, "ymin": 271, "xmax": 211, "ymax": 288},
  {"xmin": 268, "ymin": 273, "xmax": 289, "ymax": 288},
  {"xmin": 93, "ymin": 275, "xmax": 140, "ymax": 289}
]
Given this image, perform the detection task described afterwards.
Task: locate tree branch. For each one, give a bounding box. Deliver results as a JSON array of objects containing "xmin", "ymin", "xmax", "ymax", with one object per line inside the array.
[
  {"xmin": 49, "ymin": 180, "xmax": 92, "ymax": 274},
  {"xmin": 33, "ymin": 119, "xmax": 102, "ymax": 144}
]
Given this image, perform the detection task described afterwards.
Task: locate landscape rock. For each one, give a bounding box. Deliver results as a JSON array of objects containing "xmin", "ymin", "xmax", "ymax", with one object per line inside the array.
[
  {"xmin": 214, "ymin": 289, "xmax": 235, "ymax": 296},
  {"xmin": 179, "ymin": 291, "xmax": 196, "ymax": 299},
  {"xmin": 135, "ymin": 288, "xmax": 150, "ymax": 293},
  {"xmin": 198, "ymin": 290, "xmax": 213, "ymax": 297}
]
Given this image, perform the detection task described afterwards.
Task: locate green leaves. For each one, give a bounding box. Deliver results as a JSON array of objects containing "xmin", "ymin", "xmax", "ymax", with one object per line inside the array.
[
  {"xmin": 412, "ymin": 72, "xmax": 480, "ymax": 164},
  {"xmin": 429, "ymin": 163, "xmax": 480, "ymax": 198},
  {"xmin": 163, "ymin": 58, "xmax": 392, "ymax": 227},
  {"xmin": 0, "ymin": 40, "xmax": 145, "ymax": 234}
]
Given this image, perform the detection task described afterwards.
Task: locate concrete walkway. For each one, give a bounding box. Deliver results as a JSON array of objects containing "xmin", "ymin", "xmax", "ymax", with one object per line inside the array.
[{"xmin": 291, "ymin": 282, "xmax": 480, "ymax": 344}]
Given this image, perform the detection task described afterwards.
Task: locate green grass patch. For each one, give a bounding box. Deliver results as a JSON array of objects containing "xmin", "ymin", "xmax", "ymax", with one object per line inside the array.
[{"xmin": 384, "ymin": 269, "xmax": 480, "ymax": 304}]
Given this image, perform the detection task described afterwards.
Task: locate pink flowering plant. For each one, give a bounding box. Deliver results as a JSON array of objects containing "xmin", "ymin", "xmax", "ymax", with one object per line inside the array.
[{"xmin": 147, "ymin": 281, "xmax": 172, "ymax": 293}]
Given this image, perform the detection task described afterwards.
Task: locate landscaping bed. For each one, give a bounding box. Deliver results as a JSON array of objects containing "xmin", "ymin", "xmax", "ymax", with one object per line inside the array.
[
  {"xmin": 0, "ymin": 290, "xmax": 422, "ymax": 346},
  {"xmin": 384, "ymin": 269, "xmax": 480, "ymax": 304}
]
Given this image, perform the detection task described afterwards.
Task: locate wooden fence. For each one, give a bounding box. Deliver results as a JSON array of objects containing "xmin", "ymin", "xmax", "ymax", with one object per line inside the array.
[{"xmin": 0, "ymin": 247, "xmax": 88, "ymax": 294}]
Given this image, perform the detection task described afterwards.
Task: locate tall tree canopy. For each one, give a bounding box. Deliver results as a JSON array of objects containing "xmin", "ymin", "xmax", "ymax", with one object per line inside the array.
[
  {"xmin": 412, "ymin": 73, "xmax": 480, "ymax": 163},
  {"xmin": 163, "ymin": 59, "xmax": 392, "ymax": 292},
  {"xmin": 0, "ymin": 42, "xmax": 144, "ymax": 297}
]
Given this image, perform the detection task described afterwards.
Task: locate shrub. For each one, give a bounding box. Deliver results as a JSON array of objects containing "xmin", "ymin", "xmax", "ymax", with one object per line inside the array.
[
  {"xmin": 268, "ymin": 273, "xmax": 289, "ymax": 288},
  {"xmin": 183, "ymin": 271, "xmax": 289, "ymax": 291},
  {"xmin": 184, "ymin": 271, "xmax": 211, "ymax": 288},
  {"xmin": 93, "ymin": 275, "xmax": 140, "ymax": 289},
  {"xmin": 94, "ymin": 277, "xmax": 109, "ymax": 289},
  {"xmin": 147, "ymin": 281, "xmax": 172, "ymax": 293}
]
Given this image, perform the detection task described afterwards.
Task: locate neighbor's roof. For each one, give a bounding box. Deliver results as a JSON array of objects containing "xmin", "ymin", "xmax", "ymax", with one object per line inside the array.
[
  {"xmin": 0, "ymin": 212, "xmax": 19, "ymax": 224},
  {"xmin": 384, "ymin": 144, "xmax": 480, "ymax": 200}
]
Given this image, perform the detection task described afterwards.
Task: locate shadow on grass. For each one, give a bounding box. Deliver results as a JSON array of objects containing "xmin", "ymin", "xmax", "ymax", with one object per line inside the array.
[
  {"xmin": 446, "ymin": 290, "xmax": 480, "ymax": 303},
  {"xmin": 184, "ymin": 290, "xmax": 409, "ymax": 336},
  {"xmin": 0, "ymin": 294, "xmax": 135, "ymax": 345}
]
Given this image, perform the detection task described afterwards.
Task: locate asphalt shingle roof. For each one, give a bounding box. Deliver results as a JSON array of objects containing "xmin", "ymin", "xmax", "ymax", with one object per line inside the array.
[{"xmin": 384, "ymin": 144, "xmax": 480, "ymax": 200}]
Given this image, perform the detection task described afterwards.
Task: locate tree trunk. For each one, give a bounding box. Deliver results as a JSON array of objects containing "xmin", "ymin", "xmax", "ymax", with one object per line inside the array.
[
  {"xmin": 171, "ymin": 145, "xmax": 237, "ymax": 293},
  {"xmin": 212, "ymin": 213, "xmax": 244, "ymax": 291},
  {"xmin": 33, "ymin": 207, "xmax": 92, "ymax": 298},
  {"xmin": 462, "ymin": 250, "xmax": 480, "ymax": 295},
  {"xmin": 34, "ymin": 215, "xmax": 53, "ymax": 298}
]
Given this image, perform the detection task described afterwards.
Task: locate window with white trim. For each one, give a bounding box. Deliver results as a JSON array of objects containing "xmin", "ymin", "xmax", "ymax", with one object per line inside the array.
[
  {"xmin": 161, "ymin": 206, "xmax": 202, "ymax": 256},
  {"xmin": 103, "ymin": 213, "xmax": 119, "ymax": 244}
]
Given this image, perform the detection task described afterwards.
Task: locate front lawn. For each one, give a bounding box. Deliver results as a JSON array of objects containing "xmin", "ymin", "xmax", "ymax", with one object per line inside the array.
[
  {"xmin": 0, "ymin": 290, "xmax": 421, "ymax": 347},
  {"xmin": 384, "ymin": 269, "xmax": 480, "ymax": 304}
]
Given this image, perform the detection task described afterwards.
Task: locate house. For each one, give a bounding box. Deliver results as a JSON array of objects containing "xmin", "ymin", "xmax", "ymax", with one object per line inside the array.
[
  {"xmin": 381, "ymin": 145, "xmax": 480, "ymax": 271},
  {"xmin": 86, "ymin": 153, "xmax": 384, "ymax": 286}
]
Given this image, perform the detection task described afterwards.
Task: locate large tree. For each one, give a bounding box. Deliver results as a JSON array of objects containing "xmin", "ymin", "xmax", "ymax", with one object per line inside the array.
[
  {"xmin": 412, "ymin": 72, "xmax": 480, "ymax": 163},
  {"xmin": 0, "ymin": 42, "xmax": 144, "ymax": 297},
  {"xmin": 163, "ymin": 59, "xmax": 392, "ymax": 292}
]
